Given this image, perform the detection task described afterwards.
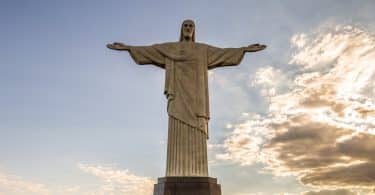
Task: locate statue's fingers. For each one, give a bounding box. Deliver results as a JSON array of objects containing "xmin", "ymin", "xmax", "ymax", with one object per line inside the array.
[
  {"xmin": 107, "ymin": 44, "xmax": 116, "ymax": 49},
  {"xmin": 257, "ymin": 45, "xmax": 265, "ymax": 49}
]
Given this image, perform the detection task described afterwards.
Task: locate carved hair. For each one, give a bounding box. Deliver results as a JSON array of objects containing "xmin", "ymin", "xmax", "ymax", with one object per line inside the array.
[{"xmin": 179, "ymin": 19, "xmax": 195, "ymax": 42}]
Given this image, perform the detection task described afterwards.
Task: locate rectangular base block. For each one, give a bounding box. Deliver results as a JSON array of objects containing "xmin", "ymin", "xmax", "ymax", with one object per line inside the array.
[{"xmin": 153, "ymin": 177, "xmax": 221, "ymax": 195}]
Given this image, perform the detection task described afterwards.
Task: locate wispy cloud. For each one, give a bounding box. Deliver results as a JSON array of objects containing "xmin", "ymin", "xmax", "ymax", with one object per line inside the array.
[
  {"xmin": 251, "ymin": 66, "xmax": 292, "ymax": 98},
  {"xmin": 215, "ymin": 113, "xmax": 274, "ymax": 165},
  {"xmin": 217, "ymin": 24, "xmax": 375, "ymax": 191},
  {"xmin": 302, "ymin": 189, "xmax": 357, "ymax": 195},
  {"xmin": 77, "ymin": 163, "xmax": 154, "ymax": 195},
  {"xmin": 0, "ymin": 164, "xmax": 154, "ymax": 195},
  {"xmin": 0, "ymin": 172, "xmax": 49, "ymax": 195}
]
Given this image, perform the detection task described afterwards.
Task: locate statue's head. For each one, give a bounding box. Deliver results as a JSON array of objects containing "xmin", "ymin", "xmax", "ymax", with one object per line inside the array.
[{"xmin": 180, "ymin": 19, "xmax": 195, "ymax": 42}]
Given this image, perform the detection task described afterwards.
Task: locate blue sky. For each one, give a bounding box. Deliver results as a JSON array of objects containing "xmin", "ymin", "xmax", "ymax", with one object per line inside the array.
[{"xmin": 1, "ymin": 1, "xmax": 375, "ymax": 195}]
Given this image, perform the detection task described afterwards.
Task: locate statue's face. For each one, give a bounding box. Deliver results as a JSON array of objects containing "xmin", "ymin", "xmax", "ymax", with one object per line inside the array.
[{"xmin": 182, "ymin": 20, "xmax": 195, "ymax": 40}]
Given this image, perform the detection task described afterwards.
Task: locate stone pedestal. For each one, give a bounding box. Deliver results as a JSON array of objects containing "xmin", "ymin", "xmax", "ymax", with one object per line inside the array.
[{"xmin": 153, "ymin": 177, "xmax": 221, "ymax": 195}]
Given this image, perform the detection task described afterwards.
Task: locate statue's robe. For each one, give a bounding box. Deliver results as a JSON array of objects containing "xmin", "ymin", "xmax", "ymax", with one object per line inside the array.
[{"xmin": 128, "ymin": 42, "xmax": 245, "ymax": 176}]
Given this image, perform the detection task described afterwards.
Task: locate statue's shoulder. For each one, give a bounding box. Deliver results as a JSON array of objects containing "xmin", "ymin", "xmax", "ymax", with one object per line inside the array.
[
  {"xmin": 157, "ymin": 42, "xmax": 208, "ymax": 46},
  {"xmin": 194, "ymin": 42, "xmax": 210, "ymax": 47},
  {"xmin": 194, "ymin": 42, "xmax": 216, "ymax": 50},
  {"xmin": 153, "ymin": 42, "xmax": 180, "ymax": 49},
  {"xmin": 154, "ymin": 42, "xmax": 210, "ymax": 50}
]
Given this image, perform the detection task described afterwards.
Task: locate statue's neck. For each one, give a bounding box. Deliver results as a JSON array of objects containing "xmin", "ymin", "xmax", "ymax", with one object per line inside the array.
[{"xmin": 182, "ymin": 36, "xmax": 193, "ymax": 42}]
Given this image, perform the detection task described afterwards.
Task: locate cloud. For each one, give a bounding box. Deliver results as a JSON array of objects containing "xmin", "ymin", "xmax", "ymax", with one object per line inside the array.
[
  {"xmin": 61, "ymin": 185, "xmax": 81, "ymax": 193},
  {"xmin": 0, "ymin": 172, "xmax": 49, "ymax": 195},
  {"xmin": 77, "ymin": 163, "xmax": 154, "ymax": 195},
  {"xmin": 215, "ymin": 114, "xmax": 274, "ymax": 165},
  {"xmin": 303, "ymin": 189, "xmax": 357, "ymax": 195},
  {"xmin": 217, "ymin": 25, "xmax": 375, "ymax": 190},
  {"xmin": 251, "ymin": 66, "xmax": 292, "ymax": 97},
  {"xmin": 0, "ymin": 164, "xmax": 155, "ymax": 195}
]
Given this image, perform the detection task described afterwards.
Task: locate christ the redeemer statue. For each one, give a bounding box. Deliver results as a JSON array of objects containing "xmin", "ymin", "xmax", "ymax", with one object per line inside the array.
[{"xmin": 107, "ymin": 20, "xmax": 266, "ymax": 177}]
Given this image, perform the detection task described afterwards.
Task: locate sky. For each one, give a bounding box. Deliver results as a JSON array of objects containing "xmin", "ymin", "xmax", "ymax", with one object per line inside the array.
[{"xmin": 0, "ymin": 0, "xmax": 375, "ymax": 195}]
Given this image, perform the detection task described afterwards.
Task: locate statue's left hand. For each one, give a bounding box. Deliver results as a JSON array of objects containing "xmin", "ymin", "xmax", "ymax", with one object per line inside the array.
[
  {"xmin": 106, "ymin": 42, "xmax": 130, "ymax": 51},
  {"xmin": 245, "ymin": 44, "xmax": 267, "ymax": 52}
]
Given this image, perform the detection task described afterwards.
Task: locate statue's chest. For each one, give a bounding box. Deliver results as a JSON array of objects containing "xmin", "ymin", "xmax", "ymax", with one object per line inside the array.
[
  {"xmin": 174, "ymin": 50, "xmax": 206, "ymax": 77},
  {"xmin": 176, "ymin": 45, "xmax": 204, "ymax": 63}
]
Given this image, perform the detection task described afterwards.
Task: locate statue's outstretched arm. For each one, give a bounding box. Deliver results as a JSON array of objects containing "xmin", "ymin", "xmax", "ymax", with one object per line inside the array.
[
  {"xmin": 107, "ymin": 42, "xmax": 131, "ymax": 51},
  {"xmin": 107, "ymin": 42, "xmax": 166, "ymax": 67},
  {"xmin": 244, "ymin": 44, "xmax": 267, "ymax": 52}
]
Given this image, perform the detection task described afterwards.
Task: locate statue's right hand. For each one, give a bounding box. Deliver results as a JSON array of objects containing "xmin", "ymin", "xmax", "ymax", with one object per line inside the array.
[{"xmin": 106, "ymin": 42, "xmax": 129, "ymax": 50}]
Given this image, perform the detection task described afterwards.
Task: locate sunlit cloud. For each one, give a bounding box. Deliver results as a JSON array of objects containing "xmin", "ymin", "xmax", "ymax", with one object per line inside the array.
[
  {"xmin": 215, "ymin": 113, "xmax": 274, "ymax": 166},
  {"xmin": 0, "ymin": 172, "xmax": 49, "ymax": 195},
  {"xmin": 61, "ymin": 185, "xmax": 81, "ymax": 193},
  {"xmin": 0, "ymin": 164, "xmax": 155, "ymax": 195},
  {"xmin": 251, "ymin": 66, "xmax": 292, "ymax": 98},
  {"xmin": 77, "ymin": 163, "xmax": 154, "ymax": 195},
  {"xmin": 218, "ymin": 24, "xmax": 375, "ymax": 191},
  {"xmin": 302, "ymin": 189, "xmax": 357, "ymax": 195}
]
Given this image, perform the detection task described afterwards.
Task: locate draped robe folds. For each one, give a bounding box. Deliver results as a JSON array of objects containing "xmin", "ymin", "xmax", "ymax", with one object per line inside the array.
[{"xmin": 128, "ymin": 42, "xmax": 245, "ymax": 176}]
